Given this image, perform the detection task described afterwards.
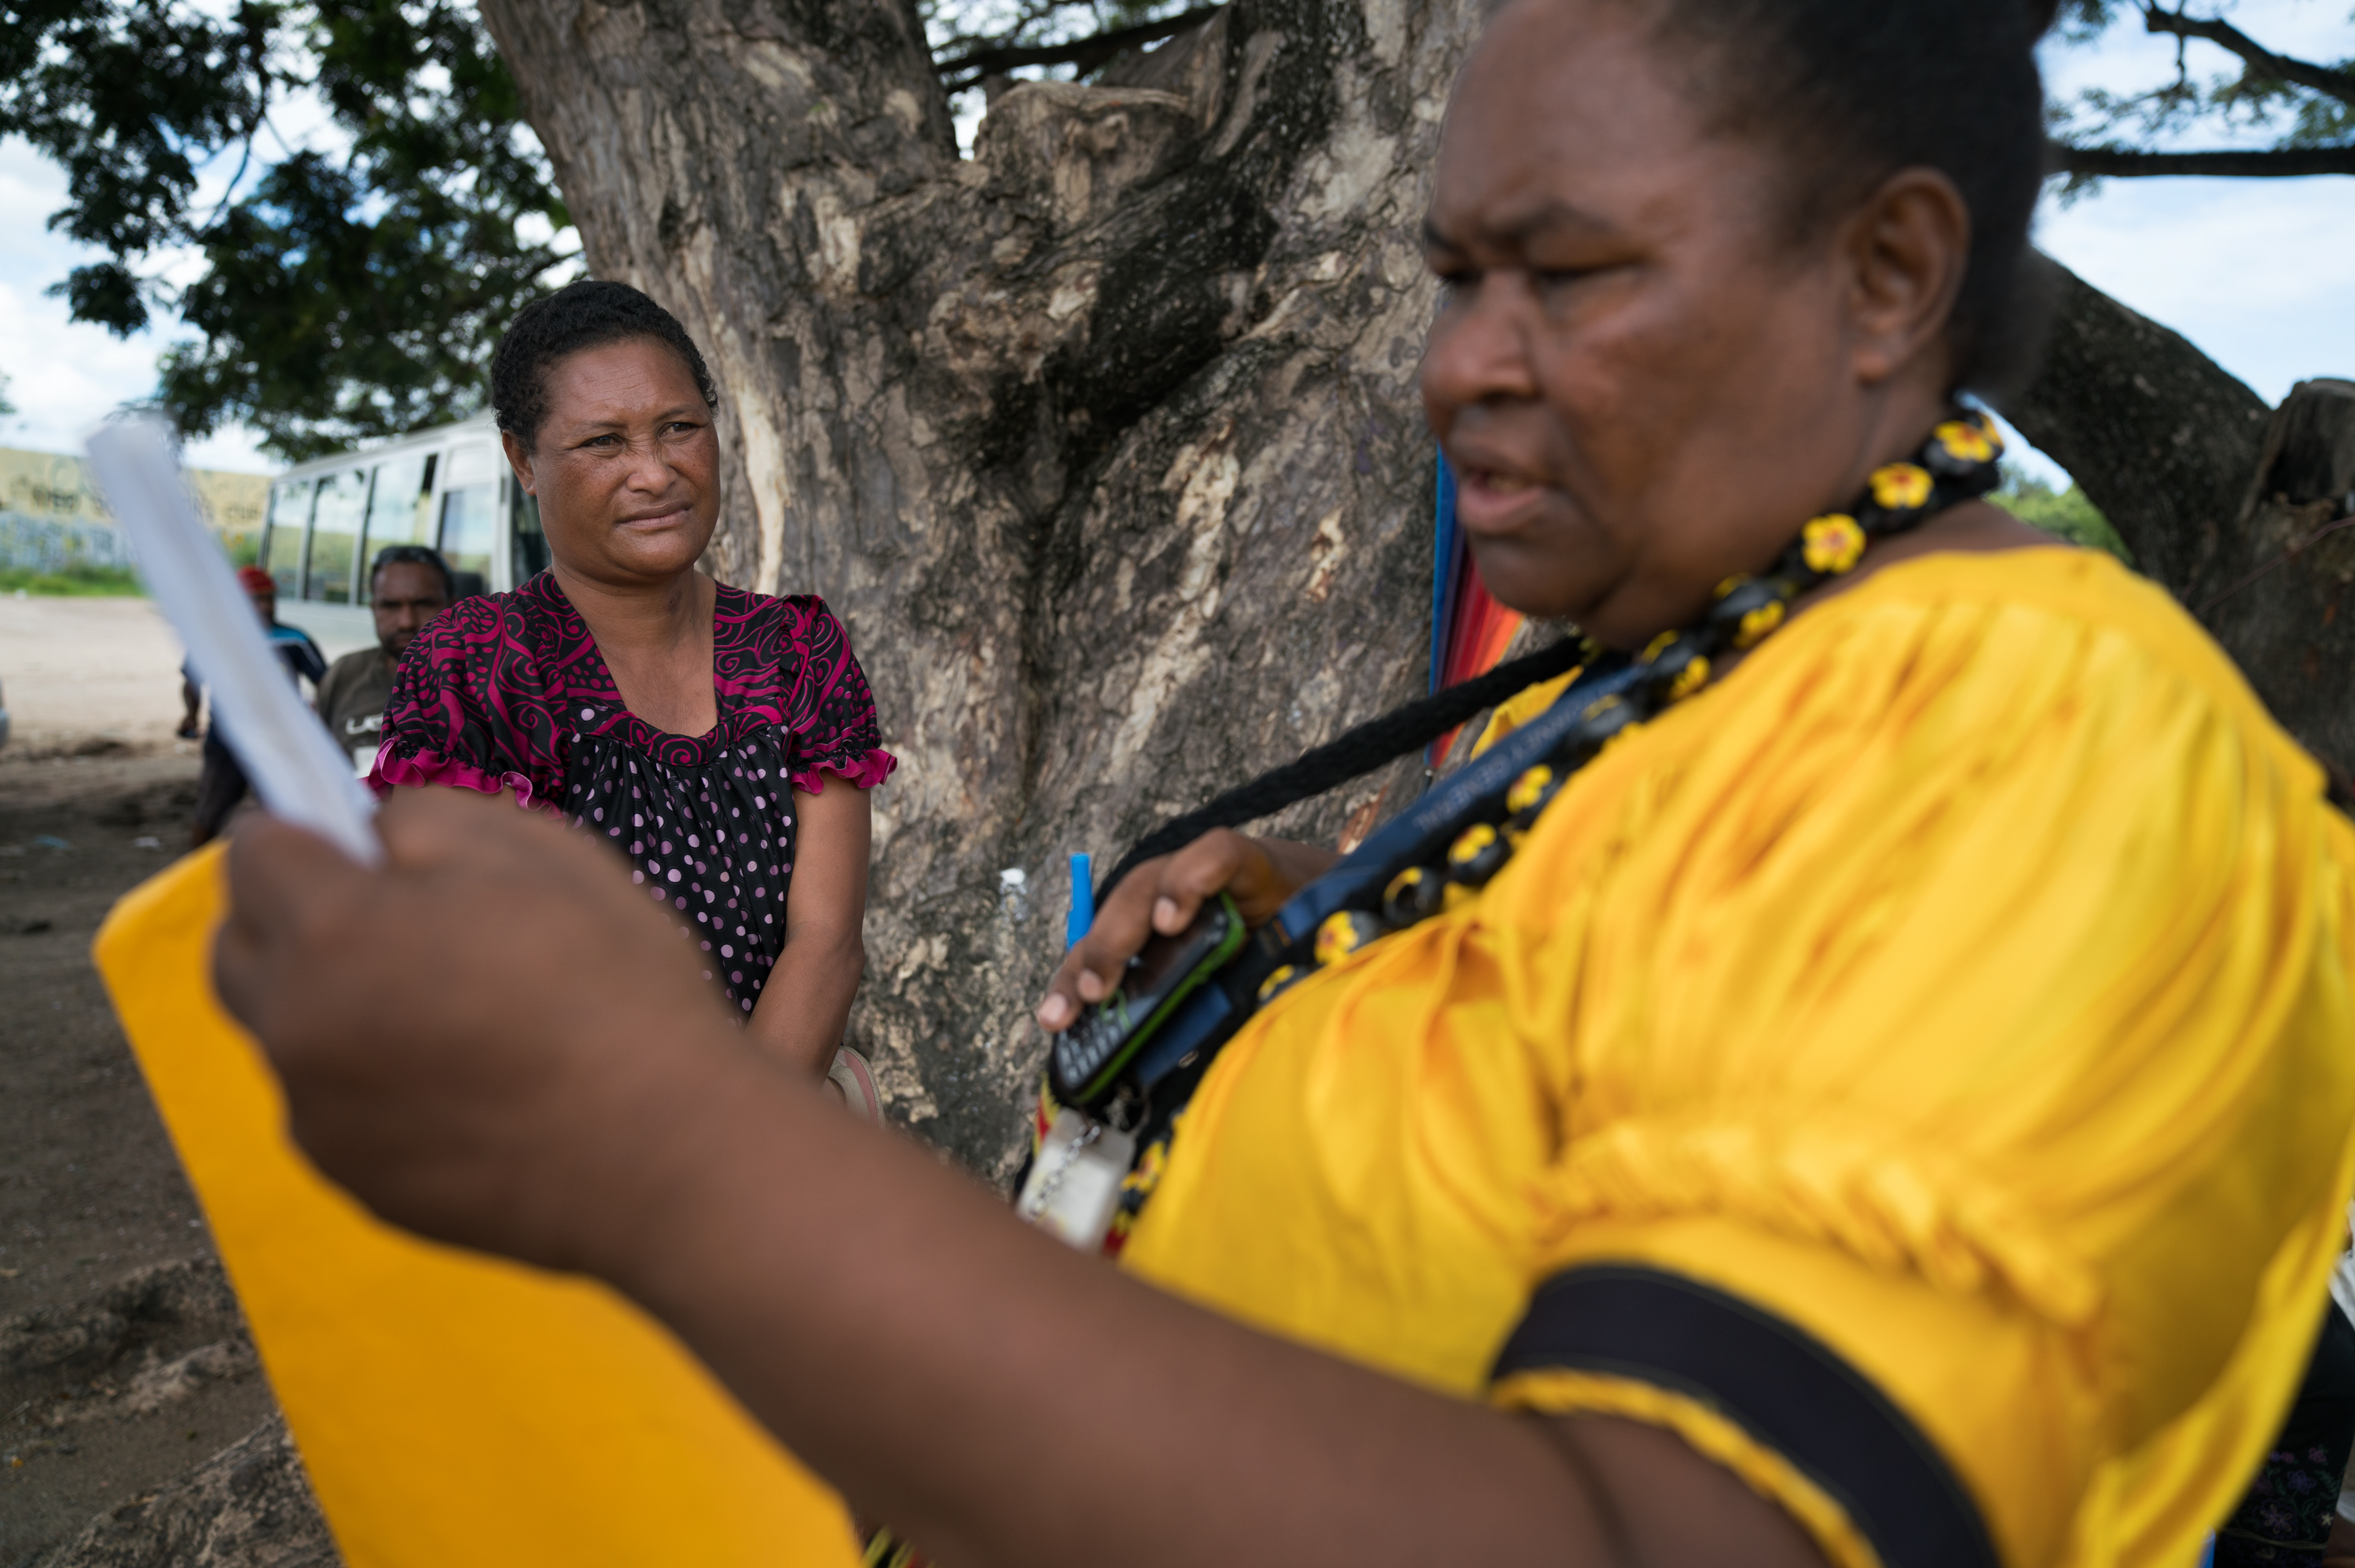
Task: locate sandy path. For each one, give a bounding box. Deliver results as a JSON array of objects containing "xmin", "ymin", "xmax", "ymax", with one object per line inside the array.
[
  {"xmin": 0, "ymin": 598, "xmax": 189, "ymax": 756},
  {"xmin": 0, "ymin": 595, "xmax": 376, "ymax": 757},
  {"xmin": 0, "ymin": 601, "xmax": 369, "ymax": 1564}
]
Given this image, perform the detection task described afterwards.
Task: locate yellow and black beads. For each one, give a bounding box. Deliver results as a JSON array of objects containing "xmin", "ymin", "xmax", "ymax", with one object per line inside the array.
[{"xmin": 1274, "ymin": 410, "xmax": 2005, "ymax": 991}]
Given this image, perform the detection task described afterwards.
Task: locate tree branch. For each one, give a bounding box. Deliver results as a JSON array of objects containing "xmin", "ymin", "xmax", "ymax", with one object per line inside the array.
[
  {"xmin": 934, "ymin": 6, "xmax": 1221, "ymax": 90},
  {"xmin": 1989, "ymin": 254, "xmax": 2272, "ymax": 599},
  {"xmin": 2049, "ymin": 140, "xmax": 2355, "ymax": 178},
  {"xmin": 192, "ymin": 88, "xmax": 274, "ymax": 240},
  {"xmin": 2142, "ymin": 7, "xmax": 2355, "ymax": 109},
  {"xmin": 926, "ymin": 0, "xmax": 1065, "ymax": 60}
]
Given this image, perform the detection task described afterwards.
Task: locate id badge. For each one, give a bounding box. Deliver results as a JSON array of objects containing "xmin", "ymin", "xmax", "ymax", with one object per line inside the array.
[{"xmin": 1016, "ymin": 1108, "xmax": 1137, "ymax": 1251}]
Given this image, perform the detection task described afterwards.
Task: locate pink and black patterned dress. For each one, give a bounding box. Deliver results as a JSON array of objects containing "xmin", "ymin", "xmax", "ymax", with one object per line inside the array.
[{"xmin": 371, "ymin": 573, "xmax": 895, "ymax": 1015}]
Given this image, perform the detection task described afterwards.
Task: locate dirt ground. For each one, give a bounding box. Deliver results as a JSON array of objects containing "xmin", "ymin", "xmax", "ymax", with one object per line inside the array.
[
  {"xmin": 0, "ymin": 592, "xmax": 374, "ymax": 759},
  {"xmin": 1, "ymin": 599, "xmax": 335, "ymax": 1567},
  {"xmin": 0, "ymin": 597, "xmax": 193, "ymax": 758}
]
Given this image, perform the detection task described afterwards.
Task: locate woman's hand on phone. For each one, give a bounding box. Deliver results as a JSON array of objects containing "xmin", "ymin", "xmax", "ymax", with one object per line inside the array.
[{"xmin": 1035, "ymin": 830, "xmax": 1338, "ymax": 1032}]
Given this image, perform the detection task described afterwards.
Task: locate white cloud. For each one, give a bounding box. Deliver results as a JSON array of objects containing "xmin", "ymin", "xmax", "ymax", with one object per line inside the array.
[
  {"xmin": 2036, "ymin": 178, "xmax": 2355, "ymax": 407},
  {"xmin": 1998, "ymin": 0, "xmax": 2355, "ymax": 485},
  {"xmin": 0, "ymin": 137, "xmax": 277, "ymax": 472},
  {"xmin": 0, "ymin": 73, "xmax": 358, "ymax": 475}
]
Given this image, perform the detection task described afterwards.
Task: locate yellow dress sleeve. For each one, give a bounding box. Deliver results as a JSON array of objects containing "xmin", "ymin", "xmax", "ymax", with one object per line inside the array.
[
  {"xmin": 1479, "ymin": 551, "xmax": 2355, "ymax": 1567},
  {"xmin": 1119, "ymin": 548, "xmax": 2355, "ymax": 1568}
]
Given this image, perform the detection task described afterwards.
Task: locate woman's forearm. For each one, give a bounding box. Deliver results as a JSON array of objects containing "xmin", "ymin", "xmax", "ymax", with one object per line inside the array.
[
  {"xmin": 748, "ymin": 923, "xmax": 864, "ymax": 1074},
  {"xmin": 219, "ymin": 793, "xmax": 1823, "ymax": 1568},
  {"xmin": 745, "ymin": 781, "xmax": 872, "ymax": 1074},
  {"xmin": 1039, "ymin": 833, "xmax": 1345, "ymax": 1031},
  {"xmin": 607, "ymin": 1044, "xmax": 1628, "ymax": 1568}
]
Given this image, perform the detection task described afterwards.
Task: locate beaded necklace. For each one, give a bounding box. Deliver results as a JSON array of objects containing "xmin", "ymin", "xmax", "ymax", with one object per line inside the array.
[
  {"xmin": 1033, "ymin": 411, "xmax": 2006, "ymax": 1255},
  {"xmin": 1282, "ymin": 409, "xmax": 2006, "ymax": 989}
]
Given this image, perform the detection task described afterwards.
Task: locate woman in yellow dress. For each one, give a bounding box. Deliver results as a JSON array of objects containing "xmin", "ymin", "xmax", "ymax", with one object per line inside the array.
[{"xmin": 214, "ymin": 0, "xmax": 2355, "ymax": 1562}]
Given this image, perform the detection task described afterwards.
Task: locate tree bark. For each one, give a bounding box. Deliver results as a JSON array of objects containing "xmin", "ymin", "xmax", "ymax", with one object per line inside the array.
[
  {"xmin": 473, "ymin": 0, "xmax": 2355, "ymax": 1174},
  {"xmin": 475, "ymin": 0, "xmax": 1478, "ymax": 1174},
  {"xmin": 935, "ymin": 6, "xmax": 1224, "ymax": 90},
  {"xmin": 2193, "ymin": 379, "xmax": 2355, "ymax": 795},
  {"xmin": 1994, "ymin": 256, "xmax": 2275, "ymax": 591},
  {"xmin": 1994, "ymin": 262, "xmax": 2355, "ymax": 792}
]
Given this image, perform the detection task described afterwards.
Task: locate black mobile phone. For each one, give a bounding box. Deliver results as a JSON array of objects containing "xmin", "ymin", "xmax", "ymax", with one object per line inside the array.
[{"xmin": 1049, "ymin": 892, "xmax": 1249, "ymax": 1110}]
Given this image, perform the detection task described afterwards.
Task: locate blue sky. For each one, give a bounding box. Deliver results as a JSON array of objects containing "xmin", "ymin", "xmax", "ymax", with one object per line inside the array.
[{"xmin": 0, "ymin": 0, "xmax": 2348, "ymax": 478}]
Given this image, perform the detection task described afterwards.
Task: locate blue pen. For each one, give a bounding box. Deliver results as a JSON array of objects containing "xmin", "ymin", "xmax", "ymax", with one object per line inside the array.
[{"xmin": 1066, "ymin": 852, "xmax": 1095, "ymax": 947}]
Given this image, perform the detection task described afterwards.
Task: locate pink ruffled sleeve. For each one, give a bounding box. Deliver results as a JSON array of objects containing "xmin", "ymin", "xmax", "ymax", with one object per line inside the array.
[
  {"xmin": 368, "ymin": 597, "xmax": 568, "ymax": 814},
  {"xmin": 738, "ymin": 595, "xmax": 896, "ymax": 795}
]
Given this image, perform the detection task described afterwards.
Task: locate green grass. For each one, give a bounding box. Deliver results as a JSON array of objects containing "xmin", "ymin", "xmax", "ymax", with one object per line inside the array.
[
  {"xmin": 1989, "ymin": 474, "xmax": 2136, "ymax": 567},
  {"xmin": 0, "ymin": 563, "xmax": 145, "ymax": 596}
]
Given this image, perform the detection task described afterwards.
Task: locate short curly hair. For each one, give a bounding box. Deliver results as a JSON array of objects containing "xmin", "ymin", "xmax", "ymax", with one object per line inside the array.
[{"xmin": 489, "ymin": 279, "xmax": 720, "ymax": 449}]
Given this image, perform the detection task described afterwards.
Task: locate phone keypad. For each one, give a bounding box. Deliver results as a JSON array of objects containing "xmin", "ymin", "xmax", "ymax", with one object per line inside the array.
[{"xmin": 1053, "ymin": 1004, "xmax": 1132, "ymax": 1098}]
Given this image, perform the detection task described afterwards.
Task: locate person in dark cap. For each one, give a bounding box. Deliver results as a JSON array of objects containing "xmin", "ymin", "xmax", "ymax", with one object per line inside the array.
[{"xmin": 188, "ymin": 564, "xmax": 328, "ymax": 845}]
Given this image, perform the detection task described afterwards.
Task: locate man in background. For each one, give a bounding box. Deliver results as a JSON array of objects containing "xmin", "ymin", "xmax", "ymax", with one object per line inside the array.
[
  {"xmin": 316, "ymin": 546, "xmax": 453, "ymax": 778},
  {"xmin": 189, "ymin": 566, "xmax": 328, "ymax": 845}
]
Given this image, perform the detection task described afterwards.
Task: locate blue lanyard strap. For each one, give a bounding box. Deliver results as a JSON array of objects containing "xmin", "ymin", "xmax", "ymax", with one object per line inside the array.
[
  {"xmin": 1267, "ymin": 658, "xmax": 1638, "ymax": 947},
  {"xmin": 1124, "ymin": 658, "xmax": 1637, "ymax": 1099}
]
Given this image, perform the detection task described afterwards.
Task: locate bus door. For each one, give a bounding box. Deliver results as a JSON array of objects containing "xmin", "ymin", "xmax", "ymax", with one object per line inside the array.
[
  {"xmin": 434, "ymin": 441, "xmax": 501, "ymax": 599},
  {"xmin": 260, "ymin": 476, "xmax": 314, "ymax": 599},
  {"xmin": 356, "ymin": 452, "xmax": 438, "ymax": 602},
  {"xmin": 302, "ymin": 466, "xmax": 370, "ymax": 602}
]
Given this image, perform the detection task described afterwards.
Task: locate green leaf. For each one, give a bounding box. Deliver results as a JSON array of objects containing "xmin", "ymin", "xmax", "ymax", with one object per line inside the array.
[
  {"xmin": 7, "ymin": 0, "xmax": 572, "ymax": 458},
  {"xmin": 1991, "ymin": 474, "xmax": 2136, "ymax": 567}
]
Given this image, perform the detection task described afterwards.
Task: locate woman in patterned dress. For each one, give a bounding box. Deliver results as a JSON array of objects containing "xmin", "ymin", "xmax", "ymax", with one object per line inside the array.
[{"xmin": 372, "ymin": 280, "xmax": 895, "ymax": 1116}]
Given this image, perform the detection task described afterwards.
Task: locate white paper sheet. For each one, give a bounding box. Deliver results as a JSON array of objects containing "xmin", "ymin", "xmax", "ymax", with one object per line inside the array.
[{"xmin": 85, "ymin": 418, "xmax": 382, "ymax": 865}]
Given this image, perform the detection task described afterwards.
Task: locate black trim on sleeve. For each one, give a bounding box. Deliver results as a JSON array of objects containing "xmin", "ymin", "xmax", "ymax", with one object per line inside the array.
[{"xmin": 1490, "ymin": 1265, "xmax": 1998, "ymax": 1568}]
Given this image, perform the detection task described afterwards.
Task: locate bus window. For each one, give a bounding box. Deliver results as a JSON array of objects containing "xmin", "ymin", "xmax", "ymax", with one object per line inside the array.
[
  {"xmin": 306, "ymin": 467, "xmax": 370, "ymax": 602},
  {"xmin": 261, "ymin": 478, "xmax": 313, "ymax": 597},
  {"xmin": 438, "ymin": 484, "xmax": 497, "ymax": 599},
  {"xmin": 512, "ymin": 486, "xmax": 548, "ymax": 583},
  {"xmin": 358, "ymin": 453, "xmax": 437, "ymax": 601}
]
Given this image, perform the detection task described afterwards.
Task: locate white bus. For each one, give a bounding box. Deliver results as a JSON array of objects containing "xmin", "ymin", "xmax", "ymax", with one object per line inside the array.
[{"xmin": 258, "ymin": 414, "xmax": 546, "ymax": 615}]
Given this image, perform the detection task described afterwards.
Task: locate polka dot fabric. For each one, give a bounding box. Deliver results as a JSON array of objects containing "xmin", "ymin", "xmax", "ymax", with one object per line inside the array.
[
  {"xmin": 372, "ymin": 572, "xmax": 896, "ymax": 1015},
  {"xmin": 568, "ymin": 727, "xmax": 797, "ymax": 1013}
]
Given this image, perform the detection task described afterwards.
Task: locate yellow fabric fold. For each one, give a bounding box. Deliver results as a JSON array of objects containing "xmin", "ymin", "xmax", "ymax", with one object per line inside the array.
[
  {"xmin": 1121, "ymin": 548, "xmax": 2355, "ymax": 1567},
  {"xmin": 1545, "ymin": 1116, "xmax": 2101, "ymax": 1324}
]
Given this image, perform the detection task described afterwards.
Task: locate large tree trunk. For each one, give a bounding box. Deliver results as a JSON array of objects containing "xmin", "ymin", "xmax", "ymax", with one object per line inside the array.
[
  {"xmin": 1996, "ymin": 262, "xmax": 2355, "ymax": 793},
  {"xmin": 2195, "ymin": 379, "xmax": 2355, "ymax": 794},
  {"xmin": 476, "ymin": 0, "xmax": 2355, "ymax": 1174},
  {"xmin": 475, "ymin": 0, "xmax": 1476, "ymax": 1174}
]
